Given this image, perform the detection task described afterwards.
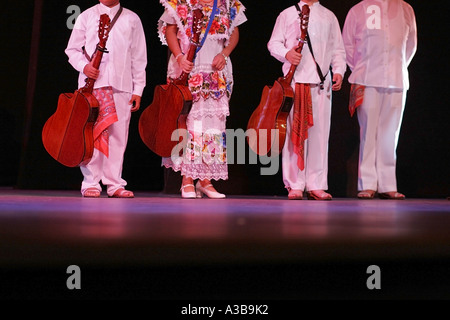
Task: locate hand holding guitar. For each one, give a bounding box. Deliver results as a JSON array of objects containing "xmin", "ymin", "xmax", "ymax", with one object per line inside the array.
[
  {"xmin": 286, "ymin": 46, "xmax": 302, "ymax": 66},
  {"xmin": 83, "ymin": 62, "xmax": 100, "ymax": 80},
  {"xmin": 176, "ymin": 53, "xmax": 194, "ymax": 74}
]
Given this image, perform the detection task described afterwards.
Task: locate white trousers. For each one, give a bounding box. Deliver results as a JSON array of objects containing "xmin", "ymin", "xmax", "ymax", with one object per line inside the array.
[
  {"xmin": 80, "ymin": 90, "xmax": 132, "ymax": 196},
  {"xmin": 282, "ymin": 83, "xmax": 332, "ymax": 191},
  {"xmin": 357, "ymin": 86, "xmax": 406, "ymax": 193}
]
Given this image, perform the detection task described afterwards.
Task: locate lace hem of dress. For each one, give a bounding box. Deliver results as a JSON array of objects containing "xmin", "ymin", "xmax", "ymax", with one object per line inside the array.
[
  {"xmin": 188, "ymin": 93, "xmax": 230, "ymax": 119},
  {"xmin": 189, "ymin": 108, "xmax": 230, "ymax": 120},
  {"xmin": 162, "ymin": 162, "xmax": 228, "ymax": 181}
]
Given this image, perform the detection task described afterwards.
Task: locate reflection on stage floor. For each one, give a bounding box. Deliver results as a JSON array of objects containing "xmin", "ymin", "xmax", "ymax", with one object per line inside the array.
[{"xmin": 0, "ymin": 189, "xmax": 449, "ymax": 300}]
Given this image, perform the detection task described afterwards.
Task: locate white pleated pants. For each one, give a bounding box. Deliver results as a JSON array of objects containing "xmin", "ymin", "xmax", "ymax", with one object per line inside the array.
[
  {"xmin": 357, "ymin": 86, "xmax": 406, "ymax": 193},
  {"xmin": 80, "ymin": 89, "xmax": 132, "ymax": 196},
  {"xmin": 282, "ymin": 82, "xmax": 332, "ymax": 191}
]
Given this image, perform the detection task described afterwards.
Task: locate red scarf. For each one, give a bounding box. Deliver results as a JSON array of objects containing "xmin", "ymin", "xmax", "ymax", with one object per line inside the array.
[
  {"xmin": 92, "ymin": 87, "xmax": 118, "ymax": 157},
  {"xmin": 349, "ymin": 84, "xmax": 365, "ymax": 117},
  {"xmin": 291, "ymin": 83, "xmax": 313, "ymax": 171}
]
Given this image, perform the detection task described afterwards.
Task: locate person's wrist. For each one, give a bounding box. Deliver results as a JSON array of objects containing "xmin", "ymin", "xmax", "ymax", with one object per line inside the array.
[
  {"xmin": 175, "ymin": 52, "xmax": 184, "ymax": 62},
  {"xmin": 221, "ymin": 52, "xmax": 228, "ymax": 63}
]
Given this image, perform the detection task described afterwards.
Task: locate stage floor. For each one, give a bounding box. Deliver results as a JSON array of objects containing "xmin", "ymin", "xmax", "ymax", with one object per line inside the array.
[{"xmin": 1, "ymin": 188, "xmax": 449, "ymax": 300}]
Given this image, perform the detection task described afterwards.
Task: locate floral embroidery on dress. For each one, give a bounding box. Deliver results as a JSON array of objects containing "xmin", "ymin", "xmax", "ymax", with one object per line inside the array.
[
  {"xmin": 183, "ymin": 130, "xmax": 227, "ymax": 165},
  {"xmin": 230, "ymin": 1, "xmax": 240, "ymax": 20},
  {"xmin": 161, "ymin": 0, "xmax": 243, "ymax": 42},
  {"xmin": 186, "ymin": 71, "xmax": 231, "ymax": 102}
]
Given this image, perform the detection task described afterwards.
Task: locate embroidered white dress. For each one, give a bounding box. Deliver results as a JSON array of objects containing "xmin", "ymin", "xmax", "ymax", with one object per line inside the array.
[{"xmin": 158, "ymin": 0, "xmax": 247, "ymax": 181}]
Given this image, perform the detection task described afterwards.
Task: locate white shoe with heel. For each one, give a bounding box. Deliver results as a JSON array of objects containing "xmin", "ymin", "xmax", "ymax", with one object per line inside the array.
[
  {"xmin": 180, "ymin": 183, "xmax": 196, "ymax": 199},
  {"xmin": 195, "ymin": 181, "xmax": 225, "ymax": 199}
]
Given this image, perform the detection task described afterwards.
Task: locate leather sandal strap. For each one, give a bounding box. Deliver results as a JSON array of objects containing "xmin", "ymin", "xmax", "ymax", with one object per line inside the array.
[
  {"xmin": 358, "ymin": 190, "xmax": 375, "ymax": 196},
  {"xmin": 113, "ymin": 188, "xmax": 134, "ymax": 197},
  {"xmin": 83, "ymin": 188, "xmax": 100, "ymax": 197}
]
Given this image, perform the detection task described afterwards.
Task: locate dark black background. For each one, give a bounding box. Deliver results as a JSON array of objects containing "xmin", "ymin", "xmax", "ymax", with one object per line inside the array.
[{"xmin": 1, "ymin": 0, "xmax": 448, "ymax": 198}]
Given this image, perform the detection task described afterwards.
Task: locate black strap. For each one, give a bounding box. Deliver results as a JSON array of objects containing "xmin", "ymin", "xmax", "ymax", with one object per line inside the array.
[
  {"xmin": 109, "ymin": 6, "xmax": 123, "ymax": 30},
  {"xmin": 82, "ymin": 6, "xmax": 123, "ymax": 61},
  {"xmin": 306, "ymin": 32, "xmax": 327, "ymax": 89},
  {"xmin": 294, "ymin": 3, "xmax": 329, "ymax": 90}
]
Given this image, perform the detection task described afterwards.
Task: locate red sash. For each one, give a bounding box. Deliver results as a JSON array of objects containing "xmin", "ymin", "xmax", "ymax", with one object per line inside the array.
[
  {"xmin": 349, "ymin": 84, "xmax": 365, "ymax": 117},
  {"xmin": 92, "ymin": 87, "xmax": 118, "ymax": 157},
  {"xmin": 291, "ymin": 83, "xmax": 313, "ymax": 171}
]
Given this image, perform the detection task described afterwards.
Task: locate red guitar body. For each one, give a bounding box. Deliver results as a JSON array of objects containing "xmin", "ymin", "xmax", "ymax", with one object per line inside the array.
[
  {"xmin": 139, "ymin": 81, "xmax": 192, "ymax": 157},
  {"xmin": 42, "ymin": 90, "xmax": 99, "ymax": 167},
  {"xmin": 247, "ymin": 78, "xmax": 294, "ymax": 157}
]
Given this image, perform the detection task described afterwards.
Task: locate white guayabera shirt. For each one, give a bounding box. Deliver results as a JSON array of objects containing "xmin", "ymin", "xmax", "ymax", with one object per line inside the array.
[
  {"xmin": 342, "ymin": 0, "xmax": 417, "ymax": 90},
  {"xmin": 65, "ymin": 3, "xmax": 147, "ymax": 97},
  {"xmin": 267, "ymin": 1, "xmax": 347, "ymax": 85}
]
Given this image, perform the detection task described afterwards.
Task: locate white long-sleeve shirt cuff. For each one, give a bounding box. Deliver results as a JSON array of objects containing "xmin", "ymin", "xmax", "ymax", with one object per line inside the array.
[
  {"xmin": 76, "ymin": 60, "xmax": 87, "ymax": 73},
  {"xmin": 132, "ymin": 85, "xmax": 144, "ymax": 97}
]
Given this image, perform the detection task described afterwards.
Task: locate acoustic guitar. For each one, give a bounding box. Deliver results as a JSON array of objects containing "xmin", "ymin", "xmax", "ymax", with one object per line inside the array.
[
  {"xmin": 247, "ymin": 5, "xmax": 310, "ymax": 157},
  {"xmin": 139, "ymin": 9, "xmax": 204, "ymax": 158},
  {"xmin": 42, "ymin": 14, "xmax": 111, "ymax": 167}
]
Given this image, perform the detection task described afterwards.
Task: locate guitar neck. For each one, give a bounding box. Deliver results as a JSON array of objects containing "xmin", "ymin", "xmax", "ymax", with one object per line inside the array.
[
  {"xmin": 282, "ymin": 38, "xmax": 307, "ymax": 86},
  {"xmin": 175, "ymin": 42, "xmax": 199, "ymax": 85},
  {"xmin": 281, "ymin": 5, "xmax": 310, "ymax": 86},
  {"xmin": 173, "ymin": 9, "xmax": 204, "ymax": 85},
  {"xmin": 81, "ymin": 14, "xmax": 111, "ymax": 94},
  {"xmin": 81, "ymin": 44, "xmax": 107, "ymax": 93}
]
